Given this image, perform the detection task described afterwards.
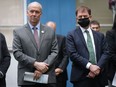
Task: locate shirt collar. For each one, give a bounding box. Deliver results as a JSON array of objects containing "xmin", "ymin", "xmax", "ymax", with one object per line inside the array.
[
  {"xmin": 80, "ymin": 26, "xmax": 92, "ymax": 33},
  {"xmin": 28, "ymin": 22, "xmax": 40, "ymax": 30}
]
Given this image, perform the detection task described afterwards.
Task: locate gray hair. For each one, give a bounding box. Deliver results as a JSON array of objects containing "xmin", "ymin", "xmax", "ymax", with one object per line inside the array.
[{"xmin": 28, "ymin": 1, "xmax": 42, "ymax": 11}]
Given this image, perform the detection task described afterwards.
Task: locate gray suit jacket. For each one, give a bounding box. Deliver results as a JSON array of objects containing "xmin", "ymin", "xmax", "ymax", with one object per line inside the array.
[{"xmin": 13, "ymin": 23, "xmax": 58, "ymax": 85}]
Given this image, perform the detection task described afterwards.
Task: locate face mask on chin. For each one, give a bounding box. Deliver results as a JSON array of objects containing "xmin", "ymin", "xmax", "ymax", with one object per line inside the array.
[{"xmin": 78, "ymin": 18, "xmax": 90, "ymax": 28}]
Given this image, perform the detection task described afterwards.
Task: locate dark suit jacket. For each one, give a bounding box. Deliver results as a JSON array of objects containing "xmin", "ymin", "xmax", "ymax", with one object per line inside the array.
[
  {"xmin": 55, "ymin": 34, "xmax": 69, "ymax": 81},
  {"xmin": 106, "ymin": 29, "xmax": 116, "ymax": 82},
  {"xmin": 66, "ymin": 27, "xmax": 109, "ymax": 86},
  {"xmin": 0, "ymin": 33, "xmax": 11, "ymax": 87},
  {"xmin": 13, "ymin": 23, "xmax": 58, "ymax": 85}
]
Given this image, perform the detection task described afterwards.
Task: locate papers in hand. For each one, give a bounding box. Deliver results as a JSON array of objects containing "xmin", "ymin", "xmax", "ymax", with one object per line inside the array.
[{"xmin": 24, "ymin": 72, "xmax": 48, "ymax": 84}]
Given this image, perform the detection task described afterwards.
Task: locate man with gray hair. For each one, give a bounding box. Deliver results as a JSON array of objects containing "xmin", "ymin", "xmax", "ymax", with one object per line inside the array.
[{"xmin": 13, "ymin": 2, "xmax": 58, "ymax": 87}]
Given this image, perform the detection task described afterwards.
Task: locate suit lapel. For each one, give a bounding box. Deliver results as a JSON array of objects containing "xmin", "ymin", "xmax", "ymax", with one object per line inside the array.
[
  {"xmin": 38, "ymin": 24, "xmax": 46, "ymax": 51},
  {"xmin": 92, "ymin": 31, "xmax": 98, "ymax": 58},
  {"xmin": 24, "ymin": 24, "xmax": 38, "ymax": 51},
  {"xmin": 76, "ymin": 27, "xmax": 88, "ymax": 50}
]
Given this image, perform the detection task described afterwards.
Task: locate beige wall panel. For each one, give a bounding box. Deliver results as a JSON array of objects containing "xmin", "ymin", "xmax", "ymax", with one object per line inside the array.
[
  {"xmin": 0, "ymin": 0, "xmax": 24, "ymax": 49},
  {"xmin": 0, "ymin": 0, "xmax": 24, "ymax": 26}
]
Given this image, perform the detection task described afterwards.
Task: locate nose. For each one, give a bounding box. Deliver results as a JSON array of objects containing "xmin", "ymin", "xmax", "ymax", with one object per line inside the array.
[
  {"xmin": 32, "ymin": 11, "xmax": 36, "ymax": 16},
  {"xmin": 81, "ymin": 16, "xmax": 85, "ymax": 19}
]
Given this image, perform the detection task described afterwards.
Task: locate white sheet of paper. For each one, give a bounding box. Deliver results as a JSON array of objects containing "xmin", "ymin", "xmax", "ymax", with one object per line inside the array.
[
  {"xmin": 24, "ymin": 72, "xmax": 48, "ymax": 84},
  {"xmin": 112, "ymin": 72, "xmax": 116, "ymax": 86}
]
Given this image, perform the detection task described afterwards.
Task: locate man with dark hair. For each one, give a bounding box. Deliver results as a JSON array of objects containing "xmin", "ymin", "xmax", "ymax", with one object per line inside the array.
[
  {"xmin": 66, "ymin": 6, "xmax": 109, "ymax": 87},
  {"xmin": 90, "ymin": 20, "xmax": 100, "ymax": 32},
  {"xmin": 106, "ymin": 14, "xmax": 116, "ymax": 87}
]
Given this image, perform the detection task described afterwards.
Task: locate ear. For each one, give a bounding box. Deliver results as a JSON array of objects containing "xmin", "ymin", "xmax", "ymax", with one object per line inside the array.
[
  {"xmin": 27, "ymin": 10, "xmax": 29, "ymax": 16},
  {"xmin": 40, "ymin": 11, "xmax": 42, "ymax": 15},
  {"xmin": 76, "ymin": 16, "xmax": 79, "ymax": 21},
  {"xmin": 89, "ymin": 15, "xmax": 92, "ymax": 20}
]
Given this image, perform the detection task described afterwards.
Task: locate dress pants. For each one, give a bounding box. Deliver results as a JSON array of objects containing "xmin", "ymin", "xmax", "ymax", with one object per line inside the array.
[
  {"xmin": 56, "ymin": 78, "xmax": 66, "ymax": 87},
  {"xmin": 0, "ymin": 78, "xmax": 6, "ymax": 87},
  {"xmin": 20, "ymin": 83, "xmax": 56, "ymax": 87},
  {"xmin": 73, "ymin": 77, "xmax": 105, "ymax": 87}
]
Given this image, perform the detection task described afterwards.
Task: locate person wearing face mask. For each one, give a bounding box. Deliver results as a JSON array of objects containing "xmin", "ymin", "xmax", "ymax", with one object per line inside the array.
[{"xmin": 66, "ymin": 6, "xmax": 109, "ymax": 87}]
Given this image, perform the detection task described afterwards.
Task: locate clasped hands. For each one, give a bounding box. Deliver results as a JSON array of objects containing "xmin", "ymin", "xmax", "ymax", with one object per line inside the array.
[
  {"xmin": 87, "ymin": 64, "xmax": 100, "ymax": 78},
  {"xmin": 33, "ymin": 61, "xmax": 49, "ymax": 80}
]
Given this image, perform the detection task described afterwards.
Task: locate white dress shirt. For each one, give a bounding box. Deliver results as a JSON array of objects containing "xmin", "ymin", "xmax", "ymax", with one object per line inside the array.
[
  {"xmin": 80, "ymin": 26, "xmax": 97, "ymax": 69},
  {"xmin": 28, "ymin": 22, "xmax": 40, "ymax": 38}
]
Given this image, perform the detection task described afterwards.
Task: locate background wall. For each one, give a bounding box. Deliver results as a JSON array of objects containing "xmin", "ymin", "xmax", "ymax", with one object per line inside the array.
[
  {"xmin": 0, "ymin": 0, "xmax": 24, "ymax": 87},
  {"xmin": 0, "ymin": 0, "xmax": 113, "ymax": 87},
  {"xmin": 0, "ymin": 0, "xmax": 24, "ymax": 50},
  {"xmin": 6, "ymin": 53, "xmax": 18, "ymax": 87},
  {"xmin": 76, "ymin": 0, "xmax": 113, "ymax": 34}
]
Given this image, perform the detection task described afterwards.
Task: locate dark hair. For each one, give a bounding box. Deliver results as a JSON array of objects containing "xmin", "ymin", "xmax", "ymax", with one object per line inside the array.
[
  {"xmin": 112, "ymin": 14, "xmax": 116, "ymax": 30},
  {"xmin": 75, "ymin": 6, "xmax": 91, "ymax": 16},
  {"xmin": 90, "ymin": 20, "xmax": 100, "ymax": 27}
]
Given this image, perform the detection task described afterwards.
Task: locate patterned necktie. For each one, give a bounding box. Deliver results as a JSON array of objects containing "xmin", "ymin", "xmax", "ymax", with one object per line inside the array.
[
  {"xmin": 85, "ymin": 30, "xmax": 96, "ymax": 64},
  {"xmin": 33, "ymin": 27, "xmax": 39, "ymax": 47}
]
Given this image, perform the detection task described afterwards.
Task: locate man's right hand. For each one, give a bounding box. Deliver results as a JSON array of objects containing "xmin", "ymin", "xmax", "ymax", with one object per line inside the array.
[
  {"xmin": 87, "ymin": 71, "xmax": 96, "ymax": 78},
  {"xmin": 89, "ymin": 64, "xmax": 100, "ymax": 76},
  {"xmin": 34, "ymin": 61, "xmax": 49, "ymax": 73},
  {"xmin": 33, "ymin": 70, "xmax": 42, "ymax": 80}
]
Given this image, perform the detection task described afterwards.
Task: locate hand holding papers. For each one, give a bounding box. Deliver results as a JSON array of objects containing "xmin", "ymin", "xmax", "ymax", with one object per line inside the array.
[
  {"xmin": 33, "ymin": 70, "xmax": 42, "ymax": 80},
  {"xmin": 24, "ymin": 72, "xmax": 49, "ymax": 84}
]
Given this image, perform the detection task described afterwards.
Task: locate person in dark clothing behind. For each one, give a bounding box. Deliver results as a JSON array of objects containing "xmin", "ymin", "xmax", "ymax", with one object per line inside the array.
[
  {"xmin": 0, "ymin": 33, "xmax": 11, "ymax": 87},
  {"xmin": 66, "ymin": 6, "xmax": 109, "ymax": 87},
  {"xmin": 106, "ymin": 14, "xmax": 116, "ymax": 87},
  {"xmin": 46, "ymin": 21, "xmax": 69, "ymax": 87}
]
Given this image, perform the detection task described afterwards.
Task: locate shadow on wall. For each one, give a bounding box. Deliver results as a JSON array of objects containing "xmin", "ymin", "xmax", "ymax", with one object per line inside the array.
[{"xmin": 6, "ymin": 53, "xmax": 18, "ymax": 87}]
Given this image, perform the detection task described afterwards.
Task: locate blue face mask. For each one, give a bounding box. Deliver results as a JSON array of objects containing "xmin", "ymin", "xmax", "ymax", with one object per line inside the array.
[{"xmin": 78, "ymin": 18, "xmax": 90, "ymax": 27}]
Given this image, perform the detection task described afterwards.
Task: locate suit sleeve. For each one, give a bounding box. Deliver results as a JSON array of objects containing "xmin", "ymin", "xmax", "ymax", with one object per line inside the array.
[
  {"xmin": 13, "ymin": 30, "xmax": 36, "ymax": 68},
  {"xmin": 0, "ymin": 33, "xmax": 11, "ymax": 75},
  {"xmin": 58, "ymin": 37, "xmax": 69, "ymax": 71},
  {"xmin": 44, "ymin": 31, "xmax": 58, "ymax": 66},
  {"xmin": 106, "ymin": 31, "xmax": 116, "ymax": 65},
  {"xmin": 97, "ymin": 33, "xmax": 110, "ymax": 69},
  {"xmin": 66, "ymin": 32, "xmax": 89, "ymax": 68}
]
